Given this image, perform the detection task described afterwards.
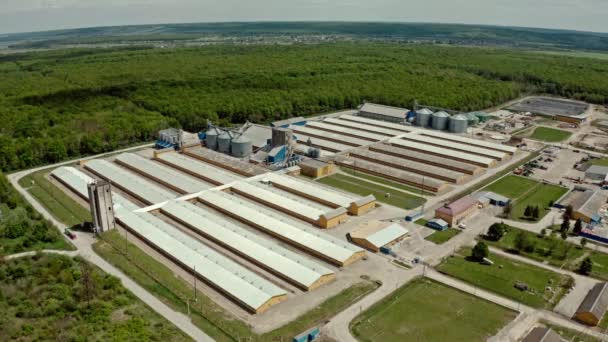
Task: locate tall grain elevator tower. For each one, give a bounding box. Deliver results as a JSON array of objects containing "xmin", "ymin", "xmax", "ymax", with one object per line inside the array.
[{"xmin": 87, "ymin": 180, "xmax": 115, "ymax": 234}]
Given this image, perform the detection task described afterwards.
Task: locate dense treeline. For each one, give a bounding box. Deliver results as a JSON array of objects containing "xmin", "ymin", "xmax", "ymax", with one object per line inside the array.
[
  {"xmin": 0, "ymin": 172, "xmax": 67, "ymax": 255},
  {"xmin": 0, "ymin": 254, "xmax": 188, "ymax": 340},
  {"xmin": 1, "ymin": 43, "xmax": 608, "ymax": 171}
]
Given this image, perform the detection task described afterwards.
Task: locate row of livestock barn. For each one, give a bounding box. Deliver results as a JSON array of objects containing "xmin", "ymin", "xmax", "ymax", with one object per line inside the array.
[
  {"xmin": 51, "ymin": 147, "xmax": 377, "ymax": 314},
  {"xmin": 288, "ymin": 111, "xmax": 516, "ymax": 194}
]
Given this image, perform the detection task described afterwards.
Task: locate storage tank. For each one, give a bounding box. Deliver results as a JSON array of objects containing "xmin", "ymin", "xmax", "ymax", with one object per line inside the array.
[
  {"xmin": 416, "ymin": 108, "xmax": 433, "ymax": 127},
  {"xmin": 449, "ymin": 114, "xmax": 469, "ymax": 133},
  {"xmin": 474, "ymin": 111, "xmax": 490, "ymax": 123},
  {"xmin": 205, "ymin": 128, "xmax": 219, "ymax": 150},
  {"xmin": 431, "ymin": 111, "xmax": 450, "ymax": 130},
  {"xmin": 231, "ymin": 135, "xmax": 252, "ymax": 158},
  {"xmin": 217, "ymin": 131, "xmax": 232, "ymax": 153},
  {"xmin": 465, "ymin": 112, "xmax": 479, "ymax": 126}
]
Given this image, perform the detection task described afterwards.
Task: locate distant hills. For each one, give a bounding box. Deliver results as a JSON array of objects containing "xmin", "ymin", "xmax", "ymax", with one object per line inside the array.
[{"xmin": 2, "ymin": 22, "xmax": 608, "ymax": 51}]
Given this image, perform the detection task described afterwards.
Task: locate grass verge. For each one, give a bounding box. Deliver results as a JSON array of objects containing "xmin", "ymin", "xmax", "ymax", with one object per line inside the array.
[
  {"xmin": 18, "ymin": 169, "xmax": 91, "ymax": 227},
  {"xmin": 528, "ymin": 127, "xmax": 572, "ymax": 142},
  {"xmin": 350, "ymin": 278, "xmax": 517, "ymax": 341},
  {"xmin": 543, "ymin": 321, "xmax": 600, "ymax": 342},
  {"xmin": 340, "ymin": 167, "xmax": 435, "ymax": 196},
  {"xmin": 425, "ymin": 228, "xmax": 461, "ymax": 245},
  {"xmin": 93, "ymin": 230, "xmax": 379, "ymax": 341},
  {"xmin": 317, "ymin": 173, "xmax": 426, "ymax": 210},
  {"xmin": 436, "ymin": 248, "xmax": 572, "ymax": 309}
]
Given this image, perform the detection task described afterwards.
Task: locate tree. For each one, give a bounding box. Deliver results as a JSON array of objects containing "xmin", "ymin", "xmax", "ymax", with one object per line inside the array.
[
  {"xmin": 472, "ymin": 242, "xmax": 489, "ymax": 261},
  {"xmin": 514, "ymin": 231, "xmax": 530, "ymax": 253},
  {"xmin": 524, "ymin": 205, "xmax": 532, "ymax": 218},
  {"xmin": 487, "ymin": 223, "xmax": 507, "ymax": 241},
  {"xmin": 579, "ymin": 257, "xmax": 593, "ymax": 275},
  {"xmin": 573, "ymin": 219, "xmax": 583, "ymax": 235},
  {"xmin": 561, "ymin": 230, "xmax": 568, "ymax": 240},
  {"xmin": 549, "ymin": 200, "xmax": 554, "ymax": 207},
  {"xmin": 532, "ymin": 206, "xmax": 540, "ymax": 220},
  {"xmin": 580, "ymin": 238, "xmax": 588, "ymax": 248},
  {"xmin": 540, "ymin": 228, "xmax": 547, "ymax": 238},
  {"xmin": 564, "ymin": 205, "xmax": 574, "ymax": 219},
  {"xmin": 560, "ymin": 218, "xmax": 570, "ymax": 234}
]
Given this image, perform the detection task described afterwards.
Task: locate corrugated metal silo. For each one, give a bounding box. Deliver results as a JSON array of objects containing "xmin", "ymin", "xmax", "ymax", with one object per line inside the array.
[
  {"xmin": 465, "ymin": 112, "xmax": 479, "ymax": 126},
  {"xmin": 231, "ymin": 135, "xmax": 253, "ymax": 158},
  {"xmin": 217, "ymin": 131, "xmax": 232, "ymax": 153},
  {"xmin": 431, "ymin": 111, "xmax": 450, "ymax": 130},
  {"xmin": 416, "ymin": 108, "xmax": 433, "ymax": 127},
  {"xmin": 206, "ymin": 128, "xmax": 219, "ymax": 150},
  {"xmin": 449, "ymin": 114, "xmax": 469, "ymax": 133}
]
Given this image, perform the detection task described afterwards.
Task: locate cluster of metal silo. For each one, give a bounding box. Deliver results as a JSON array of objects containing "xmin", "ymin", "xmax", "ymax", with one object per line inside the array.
[
  {"xmin": 465, "ymin": 112, "xmax": 480, "ymax": 126},
  {"xmin": 206, "ymin": 128, "xmax": 219, "ymax": 150},
  {"xmin": 415, "ymin": 108, "xmax": 433, "ymax": 127},
  {"xmin": 449, "ymin": 114, "xmax": 469, "ymax": 133},
  {"xmin": 431, "ymin": 111, "xmax": 450, "ymax": 130},
  {"xmin": 231, "ymin": 135, "xmax": 253, "ymax": 158}
]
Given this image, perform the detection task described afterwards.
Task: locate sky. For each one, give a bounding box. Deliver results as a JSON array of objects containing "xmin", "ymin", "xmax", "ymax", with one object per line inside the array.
[{"xmin": 1, "ymin": 0, "xmax": 607, "ymax": 35}]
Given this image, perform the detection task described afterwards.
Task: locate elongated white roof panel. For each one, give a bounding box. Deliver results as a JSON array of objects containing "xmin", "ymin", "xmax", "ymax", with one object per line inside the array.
[
  {"xmin": 265, "ymin": 173, "xmax": 356, "ymax": 208},
  {"xmin": 306, "ymin": 121, "xmax": 387, "ymax": 141},
  {"xmin": 51, "ymin": 166, "xmax": 140, "ymax": 211},
  {"xmin": 197, "ymin": 190, "xmax": 363, "ymax": 265},
  {"xmin": 232, "ymin": 181, "xmax": 323, "ymax": 221},
  {"xmin": 51, "ymin": 166, "xmax": 94, "ymax": 198},
  {"xmin": 370, "ymin": 144, "xmax": 481, "ymax": 174},
  {"xmin": 421, "ymin": 130, "xmax": 518, "ymax": 154},
  {"xmin": 293, "ymin": 133, "xmax": 353, "ymax": 152},
  {"xmin": 289, "ymin": 125, "xmax": 370, "ymax": 146},
  {"xmin": 403, "ymin": 134, "xmax": 507, "ymax": 160},
  {"xmin": 115, "ymin": 208, "xmax": 286, "ymax": 311},
  {"xmin": 162, "ymin": 201, "xmax": 334, "ymax": 289},
  {"xmin": 388, "ymin": 138, "xmax": 494, "ymax": 166},
  {"xmin": 156, "ymin": 152, "xmax": 242, "ymax": 185},
  {"xmin": 84, "ymin": 159, "xmax": 175, "ymax": 205},
  {"xmin": 339, "ymin": 114, "xmax": 413, "ymax": 133},
  {"xmin": 366, "ymin": 224, "xmax": 409, "ymax": 249},
  {"xmin": 115, "ymin": 153, "xmax": 210, "ymax": 194},
  {"xmin": 360, "ymin": 103, "xmax": 409, "ymax": 118},
  {"xmin": 323, "ymin": 118, "xmax": 405, "ymax": 137}
]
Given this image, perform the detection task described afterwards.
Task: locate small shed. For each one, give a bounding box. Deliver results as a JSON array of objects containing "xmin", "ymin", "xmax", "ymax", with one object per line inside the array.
[
  {"xmin": 474, "ymin": 191, "xmax": 511, "ymax": 207},
  {"xmin": 521, "ymin": 327, "xmax": 565, "ymax": 342},
  {"xmin": 426, "ymin": 218, "xmax": 449, "ymax": 231},
  {"xmin": 574, "ymin": 282, "xmax": 608, "ymax": 326},
  {"xmin": 299, "ymin": 159, "xmax": 336, "ymax": 178},
  {"xmin": 348, "ymin": 221, "xmax": 409, "ymax": 252},
  {"xmin": 435, "ymin": 195, "xmax": 478, "ymax": 226},
  {"xmin": 585, "ymin": 165, "xmax": 608, "ymax": 181}
]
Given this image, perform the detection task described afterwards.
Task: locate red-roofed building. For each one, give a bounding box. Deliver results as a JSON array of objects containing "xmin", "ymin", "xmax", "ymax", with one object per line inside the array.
[{"xmin": 435, "ymin": 195, "xmax": 479, "ymax": 226}]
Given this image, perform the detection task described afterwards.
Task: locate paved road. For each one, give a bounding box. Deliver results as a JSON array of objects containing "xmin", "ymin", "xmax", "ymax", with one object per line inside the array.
[{"xmin": 7, "ymin": 146, "xmax": 214, "ymax": 342}]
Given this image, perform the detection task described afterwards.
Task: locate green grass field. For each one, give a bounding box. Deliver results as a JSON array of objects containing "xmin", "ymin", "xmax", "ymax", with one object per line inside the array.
[
  {"xmin": 350, "ymin": 278, "xmax": 516, "ymax": 342},
  {"xmin": 528, "ymin": 127, "xmax": 572, "ymax": 142},
  {"xmin": 425, "ymin": 228, "xmax": 461, "ymax": 245},
  {"xmin": 317, "ymin": 173, "xmax": 426, "ymax": 210},
  {"xmin": 340, "ymin": 167, "xmax": 435, "ymax": 196},
  {"xmin": 588, "ymin": 158, "xmax": 608, "ymax": 167},
  {"xmin": 93, "ymin": 230, "xmax": 379, "ymax": 341},
  {"xmin": 437, "ymin": 248, "xmax": 572, "ymax": 309},
  {"xmin": 483, "ymin": 175, "xmax": 567, "ymax": 221},
  {"xmin": 18, "ymin": 169, "xmax": 91, "ymax": 227}
]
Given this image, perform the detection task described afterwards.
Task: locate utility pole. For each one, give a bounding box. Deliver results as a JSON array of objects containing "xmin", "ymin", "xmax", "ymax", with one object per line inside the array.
[{"xmin": 194, "ymin": 265, "xmax": 197, "ymax": 301}]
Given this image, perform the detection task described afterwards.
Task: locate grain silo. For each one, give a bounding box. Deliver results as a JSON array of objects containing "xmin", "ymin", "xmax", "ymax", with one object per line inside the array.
[
  {"xmin": 206, "ymin": 128, "xmax": 219, "ymax": 150},
  {"xmin": 416, "ymin": 108, "xmax": 433, "ymax": 127},
  {"xmin": 474, "ymin": 111, "xmax": 491, "ymax": 123},
  {"xmin": 231, "ymin": 135, "xmax": 253, "ymax": 158},
  {"xmin": 217, "ymin": 131, "xmax": 232, "ymax": 153},
  {"xmin": 449, "ymin": 114, "xmax": 468, "ymax": 133},
  {"xmin": 431, "ymin": 111, "xmax": 450, "ymax": 130},
  {"xmin": 465, "ymin": 112, "xmax": 479, "ymax": 126}
]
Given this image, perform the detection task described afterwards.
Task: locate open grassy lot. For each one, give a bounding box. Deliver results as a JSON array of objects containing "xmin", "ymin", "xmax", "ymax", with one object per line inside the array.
[
  {"xmin": 0, "ymin": 253, "xmax": 189, "ymax": 341},
  {"xmin": 340, "ymin": 167, "xmax": 435, "ymax": 196},
  {"xmin": 437, "ymin": 248, "xmax": 572, "ymax": 309},
  {"xmin": 483, "ymin": 175, "xmax": 567, "ymax": 221},
  {"xmin": 317, "ymin": 173, "xmax": 426, "ymax": 210},
  {"xmin": 425, "ymin": 228, "xmax": 461, "ymax": 245},
  {"xmin": 528, "ymin": 127, "xmax": 572, "ymax": 142},
  {"xmin": 93, "ymin": 230, "xmax": 379, "ymax": 341},
  {"xmin": 18, "ymin": 169, "xmax": 91, "ymax": 227},
  {"xmin": 350, "ymin": 278, "xmax": 516, "ymax": 342},
  {"xmin": 588, "ymin": 158, "xmax": 608, "ymax": 167},
  {"xmin": 543, "ymin": 322, "xmax": 600, "ymax": 342}
]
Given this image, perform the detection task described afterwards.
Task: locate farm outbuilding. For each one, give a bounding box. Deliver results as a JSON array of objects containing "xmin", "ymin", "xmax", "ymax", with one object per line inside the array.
[
  {"xmin": 435, "ymin": 196, "xmax": 479, "ymax": 226},
  {"xmin": 574, "ymin": 282, "xmax": 608, "ymax": 326},
  {"xmin": 348, "ymin": 221, "xmax": 409, "ymax": 252},
  {"xmin": 560, "ymin": 189, "xmax": 608, "ymax": 224},
  {"xmin": 473, "ymin": 191, "xmax": 511, "ymax": 207},
  {"xmin": 585, "ymin": 165, "xmax": 608, "ymax": 181},
  {"xmin": 521, "ymin": 327, "xmax": 565, "ymax": 342},
  {"xmin": 358, "ymin": 103, "xmax": 409, "ymax": 123},
  {"xmin": 299, "ymin": 159, "xmax": 336, "ymax": 178},
  {"xmin": 426, "ymin": 218, "xmax": 449, "ymax": 231}
]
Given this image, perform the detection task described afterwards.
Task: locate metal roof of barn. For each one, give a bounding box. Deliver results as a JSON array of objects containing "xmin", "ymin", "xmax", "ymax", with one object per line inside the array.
[{"xmin": 359, "ymin": 103, "xmax": 409, "ymax": 118}]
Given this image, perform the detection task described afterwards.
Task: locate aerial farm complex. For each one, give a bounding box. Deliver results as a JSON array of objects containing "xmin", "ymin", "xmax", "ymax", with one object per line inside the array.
[{"xmin": 36, "ymin": 96, "xmax": 608, "ymax": 341}]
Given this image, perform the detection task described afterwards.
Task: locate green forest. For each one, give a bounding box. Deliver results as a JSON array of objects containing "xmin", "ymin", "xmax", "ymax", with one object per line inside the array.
[
  {"xmin": 1, "ymin": 43, "xmax": 608, "ymax": 171},
  {"xmin": 0, "ymin": 254, "xmax": 189, "ymax": 341},
  {"xmin": 0, "ymin": 172, "xmax": 71, "ymax": 255}
]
